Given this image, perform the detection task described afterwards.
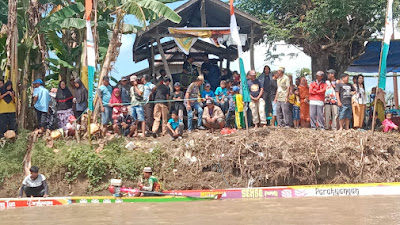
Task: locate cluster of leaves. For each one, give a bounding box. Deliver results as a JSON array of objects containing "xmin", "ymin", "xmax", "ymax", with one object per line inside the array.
[
  {"xmin": 236, "ymin": 0, "xmax": 398, "ymax": 73},
  {"xmin": 0, "ymin": 130, "xmax": 29, "ymax": 183},
  {"xmin": 31, "ymin": 137, "xmax": 162, "ymax": 187}
]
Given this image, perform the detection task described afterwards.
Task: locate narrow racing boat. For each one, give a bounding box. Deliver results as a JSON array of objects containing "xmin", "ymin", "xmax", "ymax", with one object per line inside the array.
[{"xmin": 0, "ymin": 195, "xmax": 216, "ymax": 209}]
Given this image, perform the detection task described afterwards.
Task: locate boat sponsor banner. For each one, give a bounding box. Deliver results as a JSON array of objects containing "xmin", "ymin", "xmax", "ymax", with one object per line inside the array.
[
  {"xmin": 166, "ymin": 182, "xmax": 400, "ymax": 199},
  {"xmin": 0, "ymin": 198, "xmax": 69, "ymax": 209}
]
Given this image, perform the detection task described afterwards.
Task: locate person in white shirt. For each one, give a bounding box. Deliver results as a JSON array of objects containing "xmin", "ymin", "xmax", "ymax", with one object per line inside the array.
[{"xmin": 18, "ymin": 166, "xmax": 49, "ymax": 198}]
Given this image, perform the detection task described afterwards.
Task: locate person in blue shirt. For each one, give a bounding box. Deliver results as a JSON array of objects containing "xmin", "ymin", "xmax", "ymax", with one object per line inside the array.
[
  {"xmin": 97, "ymin": 76, "xmax": 113, "ymax": 136},
  {"xmin": 167, "ymin": 111, "xmax": 184, "ymax": 140},
  {"xmin": 33, "ymin": 79, "xmax": 50, "ymax": 132},
  {"xmin": 201, "ymin": 83, "xmax": 215, "ymax": 100},
  {"xmin": 214, "ymin": 80, "xmax": 228, "ymax": 113}
]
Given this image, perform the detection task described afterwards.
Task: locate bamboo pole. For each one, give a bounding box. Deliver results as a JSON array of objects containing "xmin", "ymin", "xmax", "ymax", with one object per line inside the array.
[
  {"xmin": 250, "ymin": 23, "xmax": 255, "ymax": 71},
  {"xmin": 156, "ymin": 29, "xmax": 173, "ymax": 91},
  {"xmin": 201, "ymin": 0, "xmax": 206, "ymax": 27},
  {"xmin": 372, "ymin": 0, "xmax": 391, "ymax": 132},
  {"xmin": 394, "ymin": 73, "xmax": 398, "ymax": 109}
]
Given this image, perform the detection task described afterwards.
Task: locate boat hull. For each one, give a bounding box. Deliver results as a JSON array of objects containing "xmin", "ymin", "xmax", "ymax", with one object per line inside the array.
[
  {"xmin": 3, "ymin": 182, "xmax": 400, "ymax": 209},
  {"xmin": 0, "ymin": 196, "xmax": 212, "ymax": 209}
]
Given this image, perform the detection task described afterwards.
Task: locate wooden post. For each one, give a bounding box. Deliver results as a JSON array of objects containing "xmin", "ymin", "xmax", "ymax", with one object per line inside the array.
[
  {"xmin": 394, "ymin": 73, "xmax": 399, "ymax": 109},
  {"xmin": 156, "ymin": 30, "xmax": 173, "ymax": 88},
  {"xmin": 227, "ymin": 59, "xmax": 230, "ymax": 71},
  {"xmin": 151, "ymin": 43, "xmax": 155, "ymax": 76},
  {"xmin": 219, "ymin": 58, "xmax": 223, "ymax": 72},
  {"xmin": 250, "ymin": 23, "xmax": 255, "ymax": 70},
  {"xmin": 201, "ymin": 0, "xmax": 206, "ymax": 27}
]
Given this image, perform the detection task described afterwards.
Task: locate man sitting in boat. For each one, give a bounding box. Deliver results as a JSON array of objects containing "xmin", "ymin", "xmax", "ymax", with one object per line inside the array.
[
  {"xmin": 18, "ymin": 166, "xmax": 49, "ymax": 198},
  {"xmin": 135, "ymin": 167, "xmax": 160, "ymax": 197}
]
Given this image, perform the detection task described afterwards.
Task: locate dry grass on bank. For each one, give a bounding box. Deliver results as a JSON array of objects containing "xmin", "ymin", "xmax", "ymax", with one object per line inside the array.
[{"xmin": 156, "ymin": 128, "xmax": 400, "ymax": 190}]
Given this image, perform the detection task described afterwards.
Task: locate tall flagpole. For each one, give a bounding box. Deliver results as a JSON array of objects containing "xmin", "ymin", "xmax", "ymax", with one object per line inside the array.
[
  {"xmin": 230, "ymin": 0, "xmax": 251, "ymax": 135},
  {"xmin": 372, "ymin": 0, "xmax": 393, "ymax": 132}
]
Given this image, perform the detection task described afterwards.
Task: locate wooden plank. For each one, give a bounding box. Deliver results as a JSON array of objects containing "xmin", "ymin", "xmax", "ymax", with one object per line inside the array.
[
  {"xmin": 250, "ymin": 23, "xmax": 255, "ymax": 70},
  {"xmin": 156, "ymin": 29, "xmax": 173, "ymax": 86},
  {"xmin": 201, "ymin": 0, "xmax": 207, "ymax": 27},
  {"xmin": 394, "ymin": 73, "xmax": 399, "ymax": 109}
]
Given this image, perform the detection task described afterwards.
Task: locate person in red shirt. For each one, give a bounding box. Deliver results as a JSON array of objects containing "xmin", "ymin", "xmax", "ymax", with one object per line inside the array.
[{"xmin": 309, "ymin": 71, "xmax": 327, "ymax": 130}]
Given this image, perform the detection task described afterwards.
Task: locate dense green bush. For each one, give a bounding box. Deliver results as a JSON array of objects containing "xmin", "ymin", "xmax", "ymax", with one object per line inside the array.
[
  {"xmin": 0, "ymin": 130, "xmax": 29, "ymax": 183},
  {"xmin": 31, "ymin": 137, "xmax": 163, "ymax": 187}
]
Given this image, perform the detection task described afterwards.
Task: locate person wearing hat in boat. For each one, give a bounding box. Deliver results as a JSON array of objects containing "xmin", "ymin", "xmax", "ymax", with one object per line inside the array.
[
  {"xmin": 202, "ymin": 98, "xmax": 225, "ymax": 133},
  {"xmin": 136, "ymin": 167, "xmax": 160, "ymax": 197},
  {"xmin": 18, "ymin": 166, "xmax": 49, "ymax": 198}
]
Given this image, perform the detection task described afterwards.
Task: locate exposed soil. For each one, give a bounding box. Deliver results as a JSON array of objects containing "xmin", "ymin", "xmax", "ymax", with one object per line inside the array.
[{"xmin": 1, "ymin": 128, "xmax": 400, "ymax": 197}]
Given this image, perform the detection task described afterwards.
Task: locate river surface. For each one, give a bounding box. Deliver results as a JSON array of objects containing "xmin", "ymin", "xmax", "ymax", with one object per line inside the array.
[{"xmin": 1, "ymin": 196, "xmax": 399, "ymax": 225}]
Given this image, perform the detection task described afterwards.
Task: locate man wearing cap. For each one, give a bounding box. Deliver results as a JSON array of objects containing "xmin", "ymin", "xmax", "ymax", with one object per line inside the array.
[
  {"xmin": 275, "ymin": 67, "xmax": 291, "ymax": 127},
  {"xmin": 247, "ymin": 70, "xmax": 267, "ymax": 128},
  {"xmin": 130, "ymin": 75, "xmax": 146, "ymax": 137},
  {"xmin": 185, "ymin": 76, "xmax": 206, "ymax": 132},
  {"xmin": 98, "ymin": 76, "xmax": 113, "ymax": 136},
  {"xmin": 309, "ymin": 71, "xmax": 327, "ymax": 130},
  {"xmin": 18, "ymin": 166, "xmax": 49, "ymax": 198},
  {"xmin": 202, "ymin": 99, "xmax": 225, "ymax": 133},
  {"xmin": 114, "ymin": 106, "xmax": 136, "ymax": 137},
  {"xmin": 325, "ymin": 69, "xmax": 339, "ymax": 130},
  {"xmin": 33, "ymin": 79, "xmax": 51, "ymax": 132},
  {"xmin": 137, "ymin": 167, "xmax": 160, "ymax": 196},
  {"xmin": 118, "ymin": 77, "xmax": 131, "ymax": 105},
  {"xmin": 152, "ymin": 77, "xmax": 171, "ymax": 137}
]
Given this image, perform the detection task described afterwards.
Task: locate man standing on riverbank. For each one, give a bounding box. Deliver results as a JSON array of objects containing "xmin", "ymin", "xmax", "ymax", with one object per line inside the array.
[
  {"xmin": 18, "ymin": 166, "xmax": 49, "ymax": 198},
  {"xmin": 275, "ymin": 67, "xmax": 291, "ymax": 127},
  {"xmin": 33, "ymin": 79, "xmax": 50, "ymax": 133},
  {"xmin": 336, "ymin": 73, "xmax": 355, "ymax": 130}
]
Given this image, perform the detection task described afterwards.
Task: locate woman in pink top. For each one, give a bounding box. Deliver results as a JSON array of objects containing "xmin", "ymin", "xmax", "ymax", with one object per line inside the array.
[{"xmin": 382, "ymin": 113, "xmax": 398, "ymax": 133}]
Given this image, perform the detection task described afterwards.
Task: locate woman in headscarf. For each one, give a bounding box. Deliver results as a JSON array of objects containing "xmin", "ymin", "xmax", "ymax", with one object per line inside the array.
[
  {"xmin": 298, "ymin": 77, "xmax": 310, "ymax": 128},
  {"xmin": 74, "ymin": 78, "xmax": 88, "ymax": 120},
  {"xmin": 0, "ymin": 81, "xmax": 16, "ymax": 137},
  {"xmin": 56, "ymin": 80, "xmax": 74, "ymax": 130},
  {"xmin": 109, "ymin": 88, "xmax": 123, "ymax": 125}
]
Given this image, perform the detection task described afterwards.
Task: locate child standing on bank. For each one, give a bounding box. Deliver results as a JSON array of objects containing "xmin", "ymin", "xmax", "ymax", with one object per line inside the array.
[
  {"xmin": 289, "ymin": 87, "xmax": 301, "ymax": 128},
  {"xmin": 172, "ymin": 82, "xmax": 185, "ymax": 122},
  {"xmin": 232, "ymin": 86, "xmax": 245, "ymax": 129}
]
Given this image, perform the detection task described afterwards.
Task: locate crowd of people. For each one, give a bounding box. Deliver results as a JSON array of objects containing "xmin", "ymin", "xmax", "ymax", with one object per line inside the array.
[{"xmin": 0, "ymin": 53, "xmax": 399, "ymax": 139}]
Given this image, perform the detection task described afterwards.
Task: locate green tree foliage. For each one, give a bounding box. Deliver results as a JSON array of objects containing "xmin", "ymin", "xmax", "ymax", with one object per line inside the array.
[{"xmin": 237, "ymin": 0, "xmax": 398, "ymax": 78}]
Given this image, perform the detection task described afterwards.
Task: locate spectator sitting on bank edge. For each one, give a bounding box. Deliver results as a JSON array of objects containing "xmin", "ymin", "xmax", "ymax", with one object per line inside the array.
[
  {"xmin": 167, "ymin": 111, "xmax": 184, "ymax": 140},
  {"xmin": 202, "ymin": 99, "xmax": 225, "ymax": 133},
  {"xmin": 114, "ymin": 106, "xmax": 136, "ymax": 137}
]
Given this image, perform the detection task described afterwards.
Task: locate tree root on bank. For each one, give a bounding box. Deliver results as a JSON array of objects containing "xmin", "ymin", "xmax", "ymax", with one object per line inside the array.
[{"xmin": 158, "ymin": 128, "xmax": 400, "ymax": 190}]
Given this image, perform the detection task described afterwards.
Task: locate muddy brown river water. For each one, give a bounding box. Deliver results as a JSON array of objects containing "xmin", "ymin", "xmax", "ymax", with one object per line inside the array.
[{"xmin": 1, "ymin": 196, "xmax": 399, "ymax": 225}]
